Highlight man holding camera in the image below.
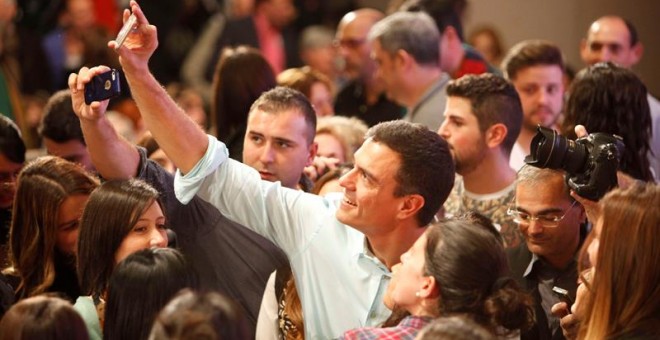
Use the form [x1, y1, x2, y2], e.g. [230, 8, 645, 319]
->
[507, 165, 586, 340]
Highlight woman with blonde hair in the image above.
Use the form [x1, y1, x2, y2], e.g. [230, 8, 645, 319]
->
[277, 66, 335, 117]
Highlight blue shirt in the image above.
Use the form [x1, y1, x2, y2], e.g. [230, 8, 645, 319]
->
[175, 136, 392, 339]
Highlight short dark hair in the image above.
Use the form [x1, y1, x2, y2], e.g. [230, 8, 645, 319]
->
[368, 11, 440, 67]
[400, 0, 466, 41]
[39, 90, 86, 145]
[150, 289, 250, 340]
[0, 295, 88, 340]
[0, 115, 26, 164]
[105, 248, 200, 340]
[249, 86, 317, 144]
[560, 62, 653, 181]
[366, 121, 454, 226]
[501, 40, 564, 81]
[425, 218, 534, 335]
[446, 74, 522, 154]
[77, 179, 163, 297]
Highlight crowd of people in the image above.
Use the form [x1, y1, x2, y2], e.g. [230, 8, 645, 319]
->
[0, 0, 658, 339]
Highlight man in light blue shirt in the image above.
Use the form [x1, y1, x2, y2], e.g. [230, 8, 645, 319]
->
[91, 2, 455, 337]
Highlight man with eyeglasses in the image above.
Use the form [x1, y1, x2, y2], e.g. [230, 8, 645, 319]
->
[334, 9, 405, 127]
[506, 165, 587, 340]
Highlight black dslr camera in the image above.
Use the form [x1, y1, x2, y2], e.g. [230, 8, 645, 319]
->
[524, 126, 625, 201]
[84, 69, 121, 105]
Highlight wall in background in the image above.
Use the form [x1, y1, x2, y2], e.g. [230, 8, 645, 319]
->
[463, 0, 660, 96]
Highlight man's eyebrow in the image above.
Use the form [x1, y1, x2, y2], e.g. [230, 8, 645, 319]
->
[273, 136, 297, 145]
[357, 165, 379, 184]
[516, 206, 564, 215]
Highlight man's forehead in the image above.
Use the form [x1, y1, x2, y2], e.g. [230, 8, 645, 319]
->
[516, 180, 569, 204]
[354, 139, 400, 173]
[248, 109, 312, 138]
[588, 18, 631, 44]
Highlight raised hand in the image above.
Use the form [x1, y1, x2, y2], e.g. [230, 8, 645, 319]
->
[109, 0, 158, 74]
[68, 66, 112, 122]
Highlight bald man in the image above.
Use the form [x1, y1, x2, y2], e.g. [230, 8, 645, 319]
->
[581, 15, 659, 179]
[333, 9, 405, 127]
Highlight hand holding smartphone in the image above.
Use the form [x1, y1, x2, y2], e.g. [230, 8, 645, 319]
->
[114, 12, 137, 51]
[84, 69, 122, 105]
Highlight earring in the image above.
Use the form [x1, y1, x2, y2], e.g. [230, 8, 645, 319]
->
[415, 291, 421, 298]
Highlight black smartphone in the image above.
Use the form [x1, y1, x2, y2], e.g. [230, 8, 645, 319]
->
[84, 69, 121, 105]
[552, 286, 573, 314]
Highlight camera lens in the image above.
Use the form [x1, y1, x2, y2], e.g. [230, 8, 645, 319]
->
[524, 126, 588, 174]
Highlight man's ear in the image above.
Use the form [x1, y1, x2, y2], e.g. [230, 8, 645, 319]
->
[307, 142, 318, 167]
[629, 42, 644, 66]
[395, 49, 413, 70]
[485, 123, 508, 149]
[579, 38, 589, 62]
[398, 194, 425, 220]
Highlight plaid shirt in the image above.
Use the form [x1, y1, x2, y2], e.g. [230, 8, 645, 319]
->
[341, 315, 433, 340]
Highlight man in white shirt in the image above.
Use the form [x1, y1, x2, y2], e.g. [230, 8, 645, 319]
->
[83, 2, 456, 338]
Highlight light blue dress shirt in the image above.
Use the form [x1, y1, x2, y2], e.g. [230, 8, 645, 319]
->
[174, 135, 392, 339]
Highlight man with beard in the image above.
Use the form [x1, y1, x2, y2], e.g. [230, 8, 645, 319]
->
[502, 40, 565, 170]
[438, 73, 524, 248]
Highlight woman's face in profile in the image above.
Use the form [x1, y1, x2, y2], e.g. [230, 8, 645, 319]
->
[389, 233, 429, 312]
[114, 201, 168, 264]
[56, 194, 89, 256]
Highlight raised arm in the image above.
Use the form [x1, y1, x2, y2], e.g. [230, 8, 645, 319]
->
[68, 65, 140, 179]
[109, 0, 208, 174]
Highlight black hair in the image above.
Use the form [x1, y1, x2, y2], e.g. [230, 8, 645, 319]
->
[104, 248, 200, 340]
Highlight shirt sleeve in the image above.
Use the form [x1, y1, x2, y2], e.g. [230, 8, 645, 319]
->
[173, 134, 337, 257]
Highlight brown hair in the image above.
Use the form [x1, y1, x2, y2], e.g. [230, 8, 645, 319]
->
[579, 182, 660, 339]
[446, 73, 522, 155]
[249, 86, 317, 145]
[367, 121, 454, 226]
[212, 46, 277, 141]
[7, 156, 98, 298]
[425, 217, 534, 336]
[560, 62, 653, 181]
[77, 179, 162, 297]
[150, 289, 249, 340]
[0, 295, 89, 340]
[277, 66, 334, 99]
[501, 40, 564, 81]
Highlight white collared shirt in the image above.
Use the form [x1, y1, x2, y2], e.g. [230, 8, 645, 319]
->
[175, 135, 392, 339]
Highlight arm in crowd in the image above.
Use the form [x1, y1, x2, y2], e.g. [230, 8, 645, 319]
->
[68, 66, 140, 180]
[108, 0, 207, 175]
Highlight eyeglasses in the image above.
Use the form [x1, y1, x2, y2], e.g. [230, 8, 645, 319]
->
[333, 38, 366, 49]
[507, 200, 577, 227]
